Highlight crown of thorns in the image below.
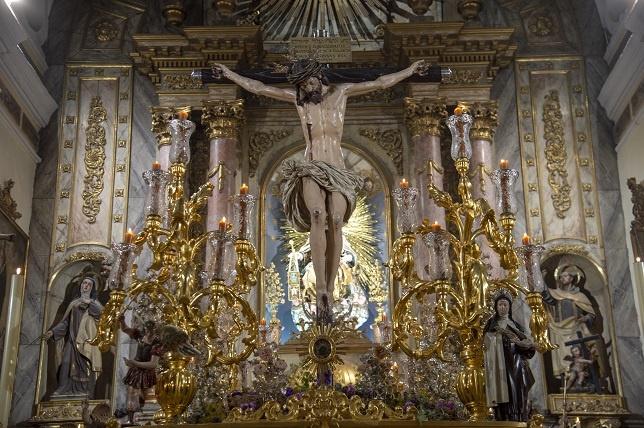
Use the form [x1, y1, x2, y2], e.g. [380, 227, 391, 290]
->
[271, 49, 324, 84]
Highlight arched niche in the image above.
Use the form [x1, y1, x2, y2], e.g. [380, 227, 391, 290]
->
[257, 141, 395, 344]
[36, 259, 115, 406]
[540, 251, 622, 398]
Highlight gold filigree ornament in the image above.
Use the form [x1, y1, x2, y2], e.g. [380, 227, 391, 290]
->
[94, 20, 118, 42]
[387, 111, 555, 420]
[528, 13, 555, 36]
[226, 386, 417, 427]
[82, 96, 108, 224]
[89, 113, 262, 422]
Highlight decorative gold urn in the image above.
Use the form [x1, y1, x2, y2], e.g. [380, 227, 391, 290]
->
[154, 351, 197, 423]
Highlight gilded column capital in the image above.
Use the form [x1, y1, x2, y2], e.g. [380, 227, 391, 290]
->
[404, 97, 448, 138]
[201, 99, 245, 141]
[457, 100, 499, 143]
[150, 106, 193, 149]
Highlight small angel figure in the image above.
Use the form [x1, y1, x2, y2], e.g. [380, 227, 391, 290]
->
[565, 345, 593, 391]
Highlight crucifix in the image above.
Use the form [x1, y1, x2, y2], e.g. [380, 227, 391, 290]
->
[564, 332, 603, 394]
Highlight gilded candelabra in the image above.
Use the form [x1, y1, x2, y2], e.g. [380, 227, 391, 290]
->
[387, 109, 556, 420]
[89, 112, 262, 422]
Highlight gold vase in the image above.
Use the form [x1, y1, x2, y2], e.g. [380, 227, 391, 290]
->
[154, 351, 197, 423]
[455, 345, 487, 420]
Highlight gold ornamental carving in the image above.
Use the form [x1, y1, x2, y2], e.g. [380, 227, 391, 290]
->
[458, 100, 499, 142]
[150, 106, 192, 149]
[403, 97, 447, 138]
[163, 74, 203, 90]
[248, 130, 291, 177]
[359, 128, 403, 175]
[416, 158, 444, 187]
[442, 69, 483, 85]
[542, 90, 571, 218]
[528, 14, 555, 36]
[207, 161, 233, 193]
[202, 100, 245, 141]
[94, 20, 119, 42]
[543, 244, 588, 258]
[32, 404, 82, 420]
[0, 179, 21, 220]
[226, 386, 417, 425]
[65, 251, 109, 263]
[82, 96, 108, 224]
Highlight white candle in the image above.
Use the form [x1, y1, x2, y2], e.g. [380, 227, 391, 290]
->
[0, 268, 25, 426]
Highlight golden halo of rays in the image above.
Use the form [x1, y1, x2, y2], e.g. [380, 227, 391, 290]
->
[249, 0, 389, 41]
[297, 321, 352, 379]
[280, 195, 383, 301]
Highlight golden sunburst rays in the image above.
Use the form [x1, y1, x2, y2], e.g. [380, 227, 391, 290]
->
[250, 0, 389, 41]
[280, 195, 385, 306]
[296, 320, 353, 381]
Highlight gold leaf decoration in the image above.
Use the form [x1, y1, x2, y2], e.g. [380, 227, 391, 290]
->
[82, 96, 108, 224]
[359, 128, 403, 175]
[248, 130, 291, 177]
[542, 90, 571, 218]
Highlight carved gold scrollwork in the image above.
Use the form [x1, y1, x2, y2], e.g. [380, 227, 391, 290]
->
[226, 386, 417, 424]
[248, 130, 291, 177]
[542, 90, 571, 218]
[359, 128, 403, 175]
[163, 74, 203, 90]
[94, 20, 118, 42]
[528, 14, 555, 36]
[201, 100, 245, 141]
[441, 69, 483, 85]
[82, 96, 107, 224]
[404, 97, 447, 138]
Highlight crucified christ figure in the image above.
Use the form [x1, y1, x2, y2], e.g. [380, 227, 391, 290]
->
[213, 59, 427, 323]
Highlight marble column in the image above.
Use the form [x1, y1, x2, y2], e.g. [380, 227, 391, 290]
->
[459, 100, 502, 279]
[201, 100, 245, 262]
[150, 106, 192, 170]
[404, 97, 448, 280]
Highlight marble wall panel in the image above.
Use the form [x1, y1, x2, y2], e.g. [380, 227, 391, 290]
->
[52, 65, 133, 269]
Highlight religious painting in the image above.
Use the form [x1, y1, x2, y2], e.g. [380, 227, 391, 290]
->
[0, 207, 28, 375]
[540, 253, 618, 396]
[38, 260, 114, 403]
[263, 148, 391, 343]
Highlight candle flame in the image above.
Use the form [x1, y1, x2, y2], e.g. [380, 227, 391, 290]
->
[638, 257, 641, 263]
[16, 268, 21, 275]
[222, 217, 226, 222]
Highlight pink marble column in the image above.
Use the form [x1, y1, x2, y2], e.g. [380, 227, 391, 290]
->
[404, 97, 448, 281]
[201, 100, 245, 262]
[459, 100, 502, 279]
[150, 106, 192, 170]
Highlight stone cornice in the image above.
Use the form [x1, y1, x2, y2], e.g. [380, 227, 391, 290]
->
[130, 23, 516, 102]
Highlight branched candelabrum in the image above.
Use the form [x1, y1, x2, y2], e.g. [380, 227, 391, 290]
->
[386, 109, 556, 421]
[89, 112, 262, 423]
